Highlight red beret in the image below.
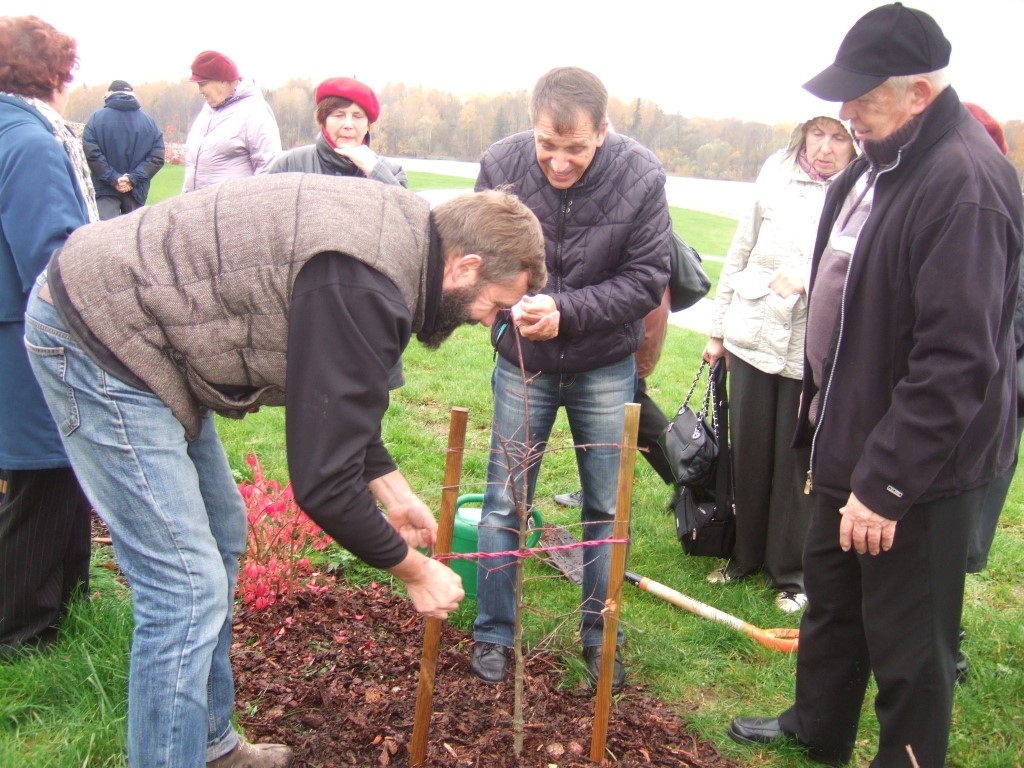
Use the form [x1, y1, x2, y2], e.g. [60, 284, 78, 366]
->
[314, 77, 380, 123]
[189, 51, 240, 82]
[964, 103, 1009, 156]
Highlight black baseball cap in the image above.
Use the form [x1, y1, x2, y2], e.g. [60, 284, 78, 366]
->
[803, 3, 951, 102]
[107, 80, 133, 92]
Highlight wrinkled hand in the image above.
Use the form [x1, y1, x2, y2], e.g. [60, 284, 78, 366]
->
[703, 337, 727, 367]
[334, 144, 380, 175]
[839, 492, 897, 555]
[511, 294, 559, 341]
[391, 553, 464, 620]
[114, 175, 133, 193]
[768, 269, 805, 299]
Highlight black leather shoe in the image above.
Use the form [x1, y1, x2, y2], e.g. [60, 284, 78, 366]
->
[583, 646, 625, 693]
[728, 716, 786, 745]
[470, 642, 509, 684]
[728, 717, 850, 766]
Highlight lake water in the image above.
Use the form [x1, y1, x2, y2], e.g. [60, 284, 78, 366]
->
[398, 158, 754, 219]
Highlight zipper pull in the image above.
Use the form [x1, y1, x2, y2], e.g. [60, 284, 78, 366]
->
[804, 470, 812, 495]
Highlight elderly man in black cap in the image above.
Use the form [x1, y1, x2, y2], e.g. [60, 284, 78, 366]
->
[727, 4, 1023, 766]
[82, 80, 165, 219]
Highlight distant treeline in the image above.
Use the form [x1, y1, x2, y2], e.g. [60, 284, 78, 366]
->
[66, 78, 1024, 184]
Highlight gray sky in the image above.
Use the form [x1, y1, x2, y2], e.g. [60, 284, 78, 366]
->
[11, 0, 1024, 124]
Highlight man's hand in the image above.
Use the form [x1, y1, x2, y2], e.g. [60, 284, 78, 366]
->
[115, 174, 133, 194]
[511, 294, 559, 341]
[368, 470, 437, 549]
[839, 492, 897, 555]
[388, 550, 464, 620]
[387, 496, 438, 550]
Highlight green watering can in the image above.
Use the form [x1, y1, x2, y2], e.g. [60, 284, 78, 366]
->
[449, 493, 542, 599]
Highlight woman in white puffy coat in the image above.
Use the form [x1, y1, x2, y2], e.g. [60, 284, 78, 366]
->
[183, 50, 281, 192]
[702, 116, 855, 612]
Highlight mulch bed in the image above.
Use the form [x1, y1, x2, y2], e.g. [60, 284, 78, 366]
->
[232, 581, 740, 768]
[91, 512, 737, 767]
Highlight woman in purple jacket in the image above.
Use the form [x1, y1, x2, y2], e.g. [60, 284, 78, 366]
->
[183, 50, 282, 192]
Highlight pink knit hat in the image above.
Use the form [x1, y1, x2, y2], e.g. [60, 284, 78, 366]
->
[189, 51, 240, 82]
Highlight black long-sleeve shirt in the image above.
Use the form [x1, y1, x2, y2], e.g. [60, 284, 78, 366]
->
[285, 252, 412, 568]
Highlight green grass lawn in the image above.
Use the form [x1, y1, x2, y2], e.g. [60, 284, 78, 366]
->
[211, 326, 1024, 768]
[147, 162, 184, 203]
[2, 167, 1019, 767]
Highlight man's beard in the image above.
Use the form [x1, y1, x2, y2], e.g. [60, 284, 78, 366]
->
[419, 284, 481, 349]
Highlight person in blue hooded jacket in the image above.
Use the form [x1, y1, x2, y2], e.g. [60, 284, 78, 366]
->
[82, 80, 165, 219]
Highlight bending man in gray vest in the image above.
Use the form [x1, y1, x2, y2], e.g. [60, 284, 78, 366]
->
[24, 174, 546, 768]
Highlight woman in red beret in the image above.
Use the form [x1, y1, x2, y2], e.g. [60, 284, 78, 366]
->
[183, 50, 282, 192]
[269, 76, 408, 391]
[268, 76, 406, 187]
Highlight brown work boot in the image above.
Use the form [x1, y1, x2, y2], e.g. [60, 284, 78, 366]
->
[207, 736, 293, 768]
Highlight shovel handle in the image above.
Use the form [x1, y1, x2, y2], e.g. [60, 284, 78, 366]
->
[624, 571, 798, 653]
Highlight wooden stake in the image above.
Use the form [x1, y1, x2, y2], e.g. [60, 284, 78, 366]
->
[409, 406, 468, 766]
[590, 402, 640, 763]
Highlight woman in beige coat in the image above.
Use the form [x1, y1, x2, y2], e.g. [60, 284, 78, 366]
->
[703, 116, 855, 612]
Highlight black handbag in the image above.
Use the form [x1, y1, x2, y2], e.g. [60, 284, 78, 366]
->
[668, 231, 712, 312]
[672, 362, 736, 558]
[658, 359, 720, 488]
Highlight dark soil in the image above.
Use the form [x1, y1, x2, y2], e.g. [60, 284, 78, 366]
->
[231, 581, 740, 768]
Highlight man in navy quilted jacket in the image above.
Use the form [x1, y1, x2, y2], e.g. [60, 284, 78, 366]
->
[470, 66, 672, 692]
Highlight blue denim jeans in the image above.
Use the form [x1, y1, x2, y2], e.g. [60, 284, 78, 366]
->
[473, 354, 636, 648]
[25, 278, 246, 768]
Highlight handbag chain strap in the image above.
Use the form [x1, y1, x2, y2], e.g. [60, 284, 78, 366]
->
[682, 359, 709, 409]
[680, 359, 720, 441]
[699, 365, 719, 441]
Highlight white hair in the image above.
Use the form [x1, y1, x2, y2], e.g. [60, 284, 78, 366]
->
[887, 68, 950, 98]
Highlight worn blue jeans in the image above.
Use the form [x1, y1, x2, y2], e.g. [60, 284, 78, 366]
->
[25, 279, 246, 768]
[474, 354, 635, 648]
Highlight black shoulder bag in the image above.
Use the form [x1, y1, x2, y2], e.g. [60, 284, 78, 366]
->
[670, 361, 736, 558]
[668, 231, 712, 312]
[658, 359, 719, 488]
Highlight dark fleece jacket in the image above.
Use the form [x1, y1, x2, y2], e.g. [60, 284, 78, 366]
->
[796, 87, 1023, 520]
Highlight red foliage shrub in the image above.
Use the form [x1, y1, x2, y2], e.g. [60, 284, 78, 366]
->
[236, 453, 332, 610]
[164, 142, 186, 164]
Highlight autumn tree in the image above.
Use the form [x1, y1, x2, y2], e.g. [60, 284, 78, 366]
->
[63, 79, 1024, 185]
[266, 78, 315, 149]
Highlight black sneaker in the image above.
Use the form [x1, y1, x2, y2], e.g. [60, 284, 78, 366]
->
[470, 642, 509, 684]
